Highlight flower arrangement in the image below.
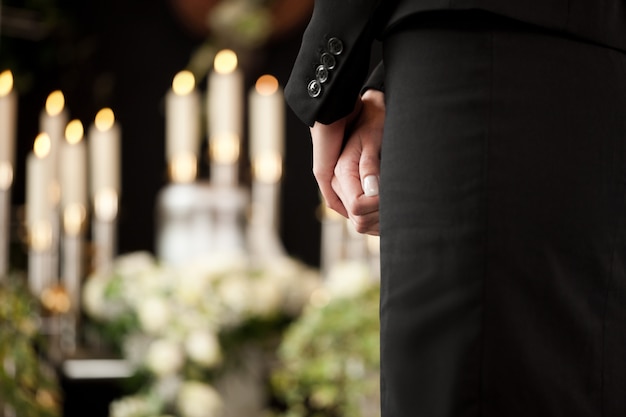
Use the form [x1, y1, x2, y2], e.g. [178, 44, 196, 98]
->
[82, 251, 322, 417]
[269, 261, 381, 417]
[0, 274, 62, 417]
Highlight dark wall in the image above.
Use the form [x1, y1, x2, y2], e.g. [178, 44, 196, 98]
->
[4, 0, 322, 267]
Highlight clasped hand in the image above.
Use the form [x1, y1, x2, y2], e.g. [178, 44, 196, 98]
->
[310, 89, 385, 236]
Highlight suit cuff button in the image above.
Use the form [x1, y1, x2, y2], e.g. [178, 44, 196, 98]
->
[328, 37, 344, 55]
[307, 79, 322, 98]
[320, 52, 336, 70]
[316, 65, 329, 83]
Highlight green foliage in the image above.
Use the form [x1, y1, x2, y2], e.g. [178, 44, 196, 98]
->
[270, 285, 381, 417]
[0, 274, 62, 417]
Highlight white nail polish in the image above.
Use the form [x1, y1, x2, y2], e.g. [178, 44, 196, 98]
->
[363, 175, 379, 197]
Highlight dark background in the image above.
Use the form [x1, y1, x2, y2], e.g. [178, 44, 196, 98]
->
[2, 0, 325, 269]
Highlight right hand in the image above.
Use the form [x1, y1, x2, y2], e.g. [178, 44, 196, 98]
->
[331, 89, 385, 235]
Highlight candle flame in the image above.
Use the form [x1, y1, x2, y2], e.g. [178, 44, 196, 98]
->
[45, 90, 65, 116]
[34, 133, 51, 158]
[255, 75, 279, 96]
[95, 108, 115, 132]
[65, 119, 84, 145]
[0, 70, 13, 97]
[172, 71, 195, 95]
[214, 50, 238, 75]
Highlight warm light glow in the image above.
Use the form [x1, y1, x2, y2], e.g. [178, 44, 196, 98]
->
[210, 133, 240, 164]
[214, 50, 238, 74]
[45, 90, 65, 116]
[94, 188, 119, 221]
[255, 75, 279, 96]
[95, 108, 115, 131]
[172, 70, 195, 95]
[0, 162, 13, 190]
[41, 285, 71, 314]
[170, 152, 197, 183]
[65, 119, 84, 145]
[63, 203, 86, 236]
[33, 133, 51, 158]
[253, 151, 283, 183]
[0, 70, 13, 97]
[30, 221, 52, 251]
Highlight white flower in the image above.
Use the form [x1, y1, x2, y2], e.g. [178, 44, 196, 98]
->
[325, 260, 373, 299]
[247, 277, 283, 317]
[145, 339, 184, 376]
[177, 381, 223, 417]
[217, 274, 251, 324]
[283, 269, 323, 316]
[153, 375, 183, 404]
[137, 297, 172, 334]
[114, 251, 157, 278]
[82, 274, 125, 320]
[185, 330, 221, 368]
[109, 394, 158, 417]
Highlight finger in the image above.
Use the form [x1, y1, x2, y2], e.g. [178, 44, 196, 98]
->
[348, 211, 380, 235]
[357, 133, 381, 198]
[310, 122, 348, 217]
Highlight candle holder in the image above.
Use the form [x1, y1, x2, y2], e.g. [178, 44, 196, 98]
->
[248, 153, 285, 261]
[60, 203, 86, 356]
[28, 221, 53, 298]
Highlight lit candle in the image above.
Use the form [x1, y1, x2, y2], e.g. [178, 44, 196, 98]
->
[208, 49, 243, 185]
[40, 91, 69, 189]
[88, 108, 121, 206]
[27, 136, 54, 297]
[60, 119, 87, 233]
[166, 70, 200, 183]
[0, 70, 17, 190]
[26, 133, 52, 238]
[0, 70, 17, 276]
[249, 75, 285, 183]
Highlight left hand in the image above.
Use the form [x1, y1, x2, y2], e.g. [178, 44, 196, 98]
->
[310, 100, 363, 218]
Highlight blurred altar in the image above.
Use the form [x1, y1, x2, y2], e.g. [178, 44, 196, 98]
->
[0, 0, 384, 416]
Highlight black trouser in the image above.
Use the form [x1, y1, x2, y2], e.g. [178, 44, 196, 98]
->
[379, 10, 626, 416]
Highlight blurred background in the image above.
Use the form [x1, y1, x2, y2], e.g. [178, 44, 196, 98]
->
[1, 1, 384, 416]
[2, 0, 321, 268]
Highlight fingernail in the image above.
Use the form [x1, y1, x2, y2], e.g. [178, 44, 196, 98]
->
[363, 175, 379, 197]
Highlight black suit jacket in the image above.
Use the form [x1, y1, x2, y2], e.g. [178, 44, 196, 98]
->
[285, 0, 626, 127]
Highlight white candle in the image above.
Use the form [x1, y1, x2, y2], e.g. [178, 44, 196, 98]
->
[26, 133, 52, 231]
[208, 50, 243, 185]
[40, 90, 69, 191]
[166, 70, 200, 182]
[249, 75, 285, 183]
[0, 70, 17, 189]
[88, 108, 121, 199]
[60, 119, 87, 231]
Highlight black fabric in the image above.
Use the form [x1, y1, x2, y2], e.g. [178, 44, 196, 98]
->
[379, 11, 626, 416]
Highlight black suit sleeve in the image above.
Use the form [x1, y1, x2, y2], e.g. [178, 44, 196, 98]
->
[284, 0, 392, 127]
